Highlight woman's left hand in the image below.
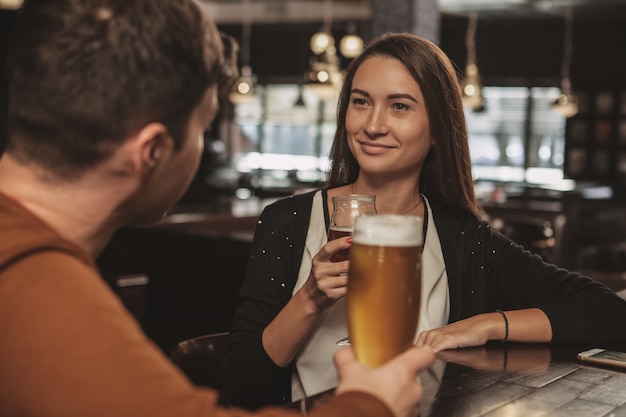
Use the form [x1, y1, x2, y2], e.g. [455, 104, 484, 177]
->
[416, 308, 552, 352]
[415, 313, 503, 352]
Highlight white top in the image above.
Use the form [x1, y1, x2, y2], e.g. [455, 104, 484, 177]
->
[291, 191, 450, 401]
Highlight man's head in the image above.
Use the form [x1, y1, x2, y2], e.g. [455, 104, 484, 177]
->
[6, 0, 236, 180]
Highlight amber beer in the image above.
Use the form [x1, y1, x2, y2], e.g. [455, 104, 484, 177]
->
[347, 214, 423, 367]
[328, 226, 352, 262]
[328, 194, 376, 262]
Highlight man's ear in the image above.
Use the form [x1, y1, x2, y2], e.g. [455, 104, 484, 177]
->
[133, 123, 171, 174]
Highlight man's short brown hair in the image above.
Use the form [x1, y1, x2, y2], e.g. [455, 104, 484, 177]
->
[7, 0, 236, 179]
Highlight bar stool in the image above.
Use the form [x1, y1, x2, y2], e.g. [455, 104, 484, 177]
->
[169, 332, 228, 396]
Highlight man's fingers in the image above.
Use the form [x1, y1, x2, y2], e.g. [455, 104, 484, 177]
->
[334, 347, 356, 369]
[396, 346, 435, 372]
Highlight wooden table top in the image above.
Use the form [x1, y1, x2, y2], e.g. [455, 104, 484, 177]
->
[292, 342, 626, 416]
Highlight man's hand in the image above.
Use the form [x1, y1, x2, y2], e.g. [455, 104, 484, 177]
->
[334, 346, 435, 417]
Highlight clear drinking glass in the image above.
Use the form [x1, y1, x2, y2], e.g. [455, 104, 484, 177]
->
[346, 214, 423, 367]
[328, 194, 377, 262]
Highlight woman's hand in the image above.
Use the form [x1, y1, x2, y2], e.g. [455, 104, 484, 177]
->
[263, 237, 353, 366]
[416, 309, 552, 352]
[415, 313, 503, 352]
[301, 237, 352, 311]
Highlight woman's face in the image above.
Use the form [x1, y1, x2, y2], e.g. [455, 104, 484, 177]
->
[345, 56, 432, 181]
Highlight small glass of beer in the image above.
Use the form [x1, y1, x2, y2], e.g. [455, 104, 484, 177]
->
[347, 214, 423, 367]
[328, 194, 377, 262]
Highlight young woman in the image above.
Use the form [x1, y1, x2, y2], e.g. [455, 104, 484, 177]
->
[222, 32, 626, 409]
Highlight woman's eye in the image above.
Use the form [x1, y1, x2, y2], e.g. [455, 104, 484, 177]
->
[351, 97, 368, 106]
[392, 103, 410, 111]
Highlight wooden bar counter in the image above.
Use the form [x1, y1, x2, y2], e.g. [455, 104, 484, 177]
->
[292, 342, 626, 416]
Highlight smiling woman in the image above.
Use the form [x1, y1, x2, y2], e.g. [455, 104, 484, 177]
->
[345, 56, 432, 184]
[222, 32, 626, 410]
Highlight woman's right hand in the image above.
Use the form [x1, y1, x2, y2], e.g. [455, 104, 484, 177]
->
[262, 237, 353, 367]
[301, 237, 352, 311]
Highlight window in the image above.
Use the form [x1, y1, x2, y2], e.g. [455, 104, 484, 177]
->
[231, 84, 333, 181]
[467, 86, 568, 187]
[230, 84, 569, 189]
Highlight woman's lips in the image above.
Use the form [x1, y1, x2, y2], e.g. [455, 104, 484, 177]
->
[359, 142, 395, 155]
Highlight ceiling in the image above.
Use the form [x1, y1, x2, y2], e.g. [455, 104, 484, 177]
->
[2, 0, 624, 20]
[195, 0, 371, 25]
[196, 0, 626, 24]
[438, 0, 626, 17]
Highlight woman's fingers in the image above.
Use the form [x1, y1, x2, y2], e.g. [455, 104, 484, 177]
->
[303, 239, 352, 309]
[416, 317, 492, 352]
[317, 237, 352, 262]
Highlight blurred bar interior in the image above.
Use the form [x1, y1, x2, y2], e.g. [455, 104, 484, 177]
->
[2, 0, 626, 353]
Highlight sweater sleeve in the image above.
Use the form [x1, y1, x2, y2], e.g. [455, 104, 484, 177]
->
[291, 392, 393, 417]
[222, 194, 313, 408]
[486, 225, 626, 344]
[433, 202, 626, 345]
[0, 251, 221, 417]
[213, 392, 393, 417]
[1, 250, 394, 417]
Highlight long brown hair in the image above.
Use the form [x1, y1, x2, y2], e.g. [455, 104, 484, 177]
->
[326, 33, 485, 219]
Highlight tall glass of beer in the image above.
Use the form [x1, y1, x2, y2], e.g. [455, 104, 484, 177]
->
[347, 214, 423, 367]
[328, 194, 377, 262]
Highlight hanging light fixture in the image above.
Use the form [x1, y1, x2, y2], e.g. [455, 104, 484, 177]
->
[461, 12, 484, 112]
[305, 48, 342, 101]
[294, 84, 306, 108]
[310, 31, 335, 55]
[229, 0, 257, 105]
[553, 6, 578, 118]
[339, 22, 364, 59]
[304, 0, 340, 100]
[304, 0, 362, 101]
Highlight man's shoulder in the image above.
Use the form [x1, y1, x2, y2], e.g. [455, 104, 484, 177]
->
[0, 192, 92, 271]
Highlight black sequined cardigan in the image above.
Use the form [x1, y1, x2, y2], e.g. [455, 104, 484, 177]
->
[222, 189, 626, 409]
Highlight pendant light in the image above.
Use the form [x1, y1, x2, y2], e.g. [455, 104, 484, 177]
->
[229, 0, 257, 105]
[461, 12, 484, 112]
[294, 84, 306, 108]
[339, 22, 364, 59]
[305, 0, 340, 100]
[553, 6, 578, 118]
[304, 0, 363, 101]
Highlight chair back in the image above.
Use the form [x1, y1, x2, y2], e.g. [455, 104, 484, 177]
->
[170, 332, 228, 391]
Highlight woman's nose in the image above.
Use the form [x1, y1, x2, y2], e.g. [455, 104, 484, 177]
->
[365, 108, 388, 136]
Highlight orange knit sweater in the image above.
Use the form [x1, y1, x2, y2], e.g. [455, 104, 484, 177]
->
[0, 192, 392, 417]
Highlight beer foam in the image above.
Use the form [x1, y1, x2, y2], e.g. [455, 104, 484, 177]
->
[329, 225, 353, 233]
[352, 214, 423, 246]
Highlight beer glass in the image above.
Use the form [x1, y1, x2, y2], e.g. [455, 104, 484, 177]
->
[328, 194, 377, 262]
[347, 214, 423, 367]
